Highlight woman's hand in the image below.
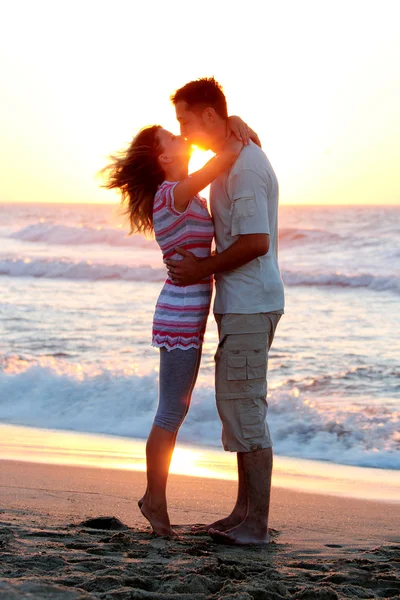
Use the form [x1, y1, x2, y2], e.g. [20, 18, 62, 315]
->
[227, 115, 262, 148]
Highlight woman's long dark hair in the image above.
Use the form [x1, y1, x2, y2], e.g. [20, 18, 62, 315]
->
[102, 125, 165, 235]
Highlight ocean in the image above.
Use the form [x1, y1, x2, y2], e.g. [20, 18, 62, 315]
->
[0, 203, 399, 474]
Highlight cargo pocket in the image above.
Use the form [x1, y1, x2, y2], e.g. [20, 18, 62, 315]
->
[231, 192, 256, 237]
[239, 399, 265, 439]
[227, 356, 247, 381]
[246, 351, 267, 380]
[232, 193, 256, 218]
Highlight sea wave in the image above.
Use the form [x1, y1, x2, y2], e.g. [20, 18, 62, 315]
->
[279, 364, 400, 398]
[0, 257, 166, 281]
[0, 359, 399, 469]
[282, 269, 400, 294]
[1, 256, 399, 293]
[8, 222, 340, 248]
[279, 227, 341, 244]
[9, 222, 157, 249]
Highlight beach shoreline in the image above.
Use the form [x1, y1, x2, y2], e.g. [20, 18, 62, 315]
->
[0, 458, 399, 599]
[1, 423, 399, 504]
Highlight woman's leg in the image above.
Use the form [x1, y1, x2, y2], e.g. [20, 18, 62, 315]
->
[138, 427, 180, 507]
[139, 346, 202, 536]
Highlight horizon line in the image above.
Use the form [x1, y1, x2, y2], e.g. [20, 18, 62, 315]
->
[1, 201, 399, 208]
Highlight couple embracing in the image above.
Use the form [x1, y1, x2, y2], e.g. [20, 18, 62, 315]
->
[105, 77, 284, 546]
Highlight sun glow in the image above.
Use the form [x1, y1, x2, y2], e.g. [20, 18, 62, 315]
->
[170, 448, 201, 475]
[188, 147, 214, 202]
[170, 447, 234, 479]
[1, 1, 399, 206]
[189, 147, 214, 173]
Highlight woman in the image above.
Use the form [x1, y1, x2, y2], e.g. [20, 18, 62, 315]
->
[104, 118, 256, 536]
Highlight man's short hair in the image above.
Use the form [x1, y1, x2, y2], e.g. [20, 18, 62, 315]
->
[171, 77, 228, 120]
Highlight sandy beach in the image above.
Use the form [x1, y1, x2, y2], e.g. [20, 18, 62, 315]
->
[0, 459, 399, 600]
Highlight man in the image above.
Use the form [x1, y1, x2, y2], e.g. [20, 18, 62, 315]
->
[166, 78, 284, 545]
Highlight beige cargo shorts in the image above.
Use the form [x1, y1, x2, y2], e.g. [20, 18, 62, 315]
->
[214, 312, 282, 453]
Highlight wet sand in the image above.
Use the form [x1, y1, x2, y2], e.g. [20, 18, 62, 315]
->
[0, 459, 399, 599]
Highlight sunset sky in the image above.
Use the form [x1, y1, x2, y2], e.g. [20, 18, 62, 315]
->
[1, 0, 399, 206]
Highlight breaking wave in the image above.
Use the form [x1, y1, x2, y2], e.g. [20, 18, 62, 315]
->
[0, 359, 399, 470]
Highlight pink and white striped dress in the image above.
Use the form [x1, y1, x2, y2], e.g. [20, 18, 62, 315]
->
[152, 181, 214, 351]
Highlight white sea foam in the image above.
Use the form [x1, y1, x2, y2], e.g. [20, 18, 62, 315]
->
[0, 362, 398, 470]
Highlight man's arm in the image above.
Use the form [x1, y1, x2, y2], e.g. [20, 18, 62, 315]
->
[166, 234, 269, 285]
[166, 166, 270, 285]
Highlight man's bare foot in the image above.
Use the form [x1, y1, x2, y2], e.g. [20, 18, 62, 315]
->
[140, 500, 176, 537]
[191, 512, 246, 534]
[208, 520, 270, 546]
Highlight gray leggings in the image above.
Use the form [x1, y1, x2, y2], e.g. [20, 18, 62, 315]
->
[153, 346, 202, 433]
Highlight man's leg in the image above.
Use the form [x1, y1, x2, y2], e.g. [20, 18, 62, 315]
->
[209, 447, 273, 545]
[208, 312, 281, 544]
[192, 450, 248, 532]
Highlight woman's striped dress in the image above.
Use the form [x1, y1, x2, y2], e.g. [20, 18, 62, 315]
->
[152, 181, 214, 351]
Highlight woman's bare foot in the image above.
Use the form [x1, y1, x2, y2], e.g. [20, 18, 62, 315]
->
[191, 511, 246, 534]
[208, 520, 270, 546]
[140, 500, 176, 537]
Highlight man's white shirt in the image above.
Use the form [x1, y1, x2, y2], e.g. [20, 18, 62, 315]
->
[210, 141, 285, 314]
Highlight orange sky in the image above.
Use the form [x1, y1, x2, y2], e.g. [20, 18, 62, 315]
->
[1, 0, 399, 205]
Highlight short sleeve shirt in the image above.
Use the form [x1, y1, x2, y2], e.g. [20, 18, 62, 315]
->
[210, 142, 284, 315]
